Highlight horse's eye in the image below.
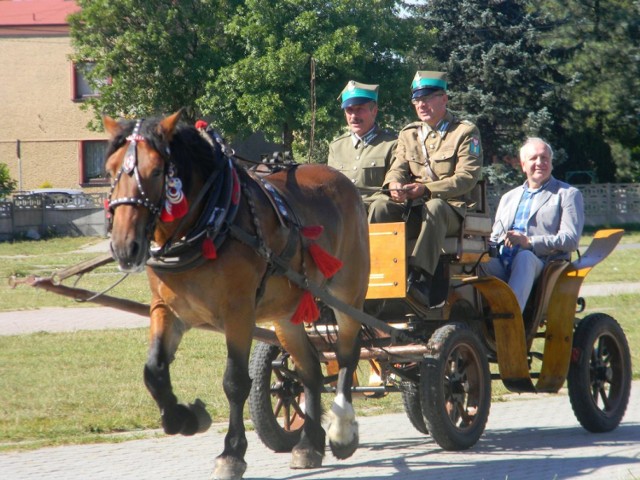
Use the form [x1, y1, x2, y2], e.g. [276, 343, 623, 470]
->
[152, 168, 164, 178]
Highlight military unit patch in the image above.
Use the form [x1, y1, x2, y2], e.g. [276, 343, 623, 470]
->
[469, 137, 481, 155]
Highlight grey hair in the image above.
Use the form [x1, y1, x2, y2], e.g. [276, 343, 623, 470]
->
[520, 137, 553, 161]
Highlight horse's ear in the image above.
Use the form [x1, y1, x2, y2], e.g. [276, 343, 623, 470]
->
[158, 109, 183, 140]
[103, 115, 121, 137]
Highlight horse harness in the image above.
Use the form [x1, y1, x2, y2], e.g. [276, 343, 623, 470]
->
[108, 120, 307, 300]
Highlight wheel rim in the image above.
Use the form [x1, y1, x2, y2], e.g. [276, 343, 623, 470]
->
[588, 333, 624, 415]
[270, 355, 305, 431]
[443, 343, 484, 430]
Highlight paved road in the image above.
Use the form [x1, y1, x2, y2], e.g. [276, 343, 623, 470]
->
[1, 384, 638, 480]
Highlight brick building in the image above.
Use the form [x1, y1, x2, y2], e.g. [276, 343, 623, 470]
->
[0, 0, 109, 193]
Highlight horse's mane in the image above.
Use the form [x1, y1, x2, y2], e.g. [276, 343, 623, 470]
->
[106, 117, 224, 196]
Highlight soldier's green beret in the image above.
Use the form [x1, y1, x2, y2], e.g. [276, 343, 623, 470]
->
[339, 80, 379, 109]
[411, 71, 447, 100]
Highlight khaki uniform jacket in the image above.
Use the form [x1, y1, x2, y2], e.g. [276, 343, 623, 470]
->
[383, 111, 483, 217]
[328, 126, 397, 205]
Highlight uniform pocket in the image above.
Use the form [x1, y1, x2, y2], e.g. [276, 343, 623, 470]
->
[433, 149, 456, 177]
[362, 155, 388, 187]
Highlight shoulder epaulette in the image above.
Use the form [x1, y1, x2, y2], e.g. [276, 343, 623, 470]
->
[400, 121, 422, 132]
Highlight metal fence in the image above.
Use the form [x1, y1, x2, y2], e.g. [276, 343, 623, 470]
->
[0, 183, 637, 242]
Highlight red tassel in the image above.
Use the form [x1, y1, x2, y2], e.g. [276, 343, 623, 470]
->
[308, 243, 343, 278]
[202, 237, 217, 259]
[301, 225, 324, 240]
[195, 120, 208, 129]
[159, 204, 174, 223]
[171, 196, 189, 219]
[103, 199, 111, 218]
[290, 291, 320, 325]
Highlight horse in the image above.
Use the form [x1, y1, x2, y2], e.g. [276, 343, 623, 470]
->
[103, 110, 370, 480]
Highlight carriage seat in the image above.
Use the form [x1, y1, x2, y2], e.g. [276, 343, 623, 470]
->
[442, 180, 492, 264]
[441, 212, 492, 264]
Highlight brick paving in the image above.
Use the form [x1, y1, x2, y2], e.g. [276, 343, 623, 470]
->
[1, 385, 638, 480]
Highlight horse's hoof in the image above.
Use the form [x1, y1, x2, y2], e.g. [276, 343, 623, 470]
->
[330, 429, 359, 460]
[212, 456, 247, 480]
[190, 398, 213, 433]
[162, 399, 212, 436]
[290, 446, 324, 469]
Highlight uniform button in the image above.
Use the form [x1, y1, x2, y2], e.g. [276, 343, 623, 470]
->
[370, 162, 376, 166]
[353, 166, 357, 170]
[356, 155, 360, 160]
[430, 144, 435, 149]
[431, 133, 436, 138]
[351, 179, 356, 183]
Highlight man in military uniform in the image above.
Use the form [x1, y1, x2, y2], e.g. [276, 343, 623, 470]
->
[328, 81, 397, 208]
[369, 71, 483, 307]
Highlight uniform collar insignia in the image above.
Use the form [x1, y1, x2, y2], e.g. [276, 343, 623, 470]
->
[351, 125, 378, 147]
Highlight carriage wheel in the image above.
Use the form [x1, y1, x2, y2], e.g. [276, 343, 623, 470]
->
[420, 322, 491, 450]
[249, 342, 304, 452]
[400, 379, 429, 435]
[567, 313, 631, 433]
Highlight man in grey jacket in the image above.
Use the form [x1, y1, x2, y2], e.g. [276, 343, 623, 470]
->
[481, 137, 585, 311]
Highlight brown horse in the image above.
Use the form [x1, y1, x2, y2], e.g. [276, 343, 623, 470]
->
[103, 111, 370, 480]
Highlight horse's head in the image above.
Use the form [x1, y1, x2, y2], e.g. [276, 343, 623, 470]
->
[103, 110, 182, 272]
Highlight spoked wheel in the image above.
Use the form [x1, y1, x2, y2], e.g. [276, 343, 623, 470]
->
[420, 322, 491, 450]
[400, 379, 429, 435]
[249, 342, 304, 452]
[567, 313, 631, 433]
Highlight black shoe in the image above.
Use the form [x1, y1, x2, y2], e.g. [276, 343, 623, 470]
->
[407, 268, 432, 307]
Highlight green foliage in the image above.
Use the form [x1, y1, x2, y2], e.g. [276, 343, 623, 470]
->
[483, 163, 525, 187]
[68, 0, 235, 127]
[69, 0, 422, 155]
[407, 0, 565, 164]
[68, 0, 639, 178]
[0, 163, 17, 198]
[540, 0, 640, 182]
[198, 0, 421, 153]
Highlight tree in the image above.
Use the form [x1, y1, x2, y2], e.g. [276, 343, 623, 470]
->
[197, 0, 421, 159]
[69, 0, 236, 128]
[540, 0, 640, 182]
[69, 0, 423, 161]
[408, 0, 568, 172]
[0, 163, 17, 198]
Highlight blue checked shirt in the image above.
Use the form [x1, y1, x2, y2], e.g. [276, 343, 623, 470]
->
[500, 181, 549, 273]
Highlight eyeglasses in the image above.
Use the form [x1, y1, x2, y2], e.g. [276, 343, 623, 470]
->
[411, 93, 444, 105]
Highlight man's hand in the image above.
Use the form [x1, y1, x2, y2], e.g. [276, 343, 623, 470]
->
[505, 230, 531, 249]
[389, 182, 427, 202]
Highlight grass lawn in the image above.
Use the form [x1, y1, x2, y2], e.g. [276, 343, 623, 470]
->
[0, 232, 638, 451]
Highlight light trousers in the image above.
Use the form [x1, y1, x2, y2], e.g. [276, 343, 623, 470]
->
[480, 249, 545, 312]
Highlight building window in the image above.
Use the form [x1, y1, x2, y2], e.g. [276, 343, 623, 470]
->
[80, 140, 108, 185]
[71, 62, 110, 101]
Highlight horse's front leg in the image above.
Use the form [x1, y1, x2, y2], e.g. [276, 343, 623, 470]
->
[213, 320, 254, 480]
[143, 300, 212, 436]
[327, 312, 361, 459]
